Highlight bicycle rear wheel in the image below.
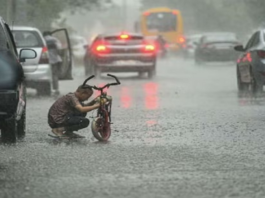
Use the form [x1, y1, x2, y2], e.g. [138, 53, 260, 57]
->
[91, 110, 111, 141]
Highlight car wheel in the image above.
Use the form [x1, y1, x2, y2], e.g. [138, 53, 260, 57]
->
[1, 117, 17, 143]
[148, 69, 155, 79]
[250, 77, 263, 96]
[237, 67, 249, 92]
[37, 82, 51, 96]
[17, 108, 26, 139]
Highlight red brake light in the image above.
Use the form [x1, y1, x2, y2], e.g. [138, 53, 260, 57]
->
[120, 34, 129, 39]
[144, 12, 150, 16]
[96, 45, 106, 51]
[257, 51, 265, 58]
[39, 46, 49, 64]
[178, 37, 185, 43]
[247, 53, 252, 62]
[145, 45, 155, 51]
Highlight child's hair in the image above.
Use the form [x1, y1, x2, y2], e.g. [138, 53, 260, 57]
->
[76, 85, 93, 94]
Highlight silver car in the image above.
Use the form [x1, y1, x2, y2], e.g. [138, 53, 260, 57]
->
[12, 26, 73, 96]
[12, 26, 52, 96]
[235, 29, 265, 95]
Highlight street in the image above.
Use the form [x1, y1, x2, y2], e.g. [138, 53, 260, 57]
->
[1, 57, 265, 198]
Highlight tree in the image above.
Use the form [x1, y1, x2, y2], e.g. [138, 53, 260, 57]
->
[1, 0, 110, 31]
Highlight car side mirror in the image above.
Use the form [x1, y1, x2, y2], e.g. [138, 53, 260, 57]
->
[234, 45, 245, 52]
[19, 49, 37, 62]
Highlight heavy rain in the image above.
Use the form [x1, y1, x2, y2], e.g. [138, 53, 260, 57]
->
[1, 0, 265, 198]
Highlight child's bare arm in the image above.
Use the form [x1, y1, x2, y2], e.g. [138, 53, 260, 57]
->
[84, 100, 97, 106]
[75, 103, 100, 113]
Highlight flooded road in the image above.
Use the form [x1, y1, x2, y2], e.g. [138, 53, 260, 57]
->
[1, 57, 265, 198]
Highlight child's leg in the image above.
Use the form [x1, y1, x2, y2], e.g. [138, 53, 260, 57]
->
[64, 116, 90, 132]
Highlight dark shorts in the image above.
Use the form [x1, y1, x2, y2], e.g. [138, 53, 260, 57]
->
[48, 112, 89, 132]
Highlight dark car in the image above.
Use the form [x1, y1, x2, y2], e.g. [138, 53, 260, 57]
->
[194, 32, 240, 64]
[235, 29, 265, 95]
[0, 17, 36, 143]
[84, 33, 157, 78]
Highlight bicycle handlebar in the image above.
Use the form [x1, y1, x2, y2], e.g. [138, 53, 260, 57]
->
[82, 74, 120, 91]
[82, 75, 95, 87]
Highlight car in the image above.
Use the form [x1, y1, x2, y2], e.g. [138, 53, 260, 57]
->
[12, 26, 73, 96]
[70, 35, 88, 63]
[194, 32, 241, 64]
[235, 29, 265, 95]
[84, 32, 157, 78]
[144, 35, 168, 58]
[183, 34, 203, 58]
[0, 17, 37, 143]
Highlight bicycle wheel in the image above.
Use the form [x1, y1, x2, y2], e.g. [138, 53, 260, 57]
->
[91, 110, 111, 141]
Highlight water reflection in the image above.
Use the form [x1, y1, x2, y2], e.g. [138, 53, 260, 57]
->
[144, 82, 159, 145]
[144, 82, 159, 110]
[237, 91, 265, 106]
[120, 87, 132, 108]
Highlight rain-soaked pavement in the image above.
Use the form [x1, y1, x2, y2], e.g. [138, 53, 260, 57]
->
[1, 57, 265, 198]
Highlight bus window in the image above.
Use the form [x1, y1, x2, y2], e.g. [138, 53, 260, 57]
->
[146, 12, 177, 32]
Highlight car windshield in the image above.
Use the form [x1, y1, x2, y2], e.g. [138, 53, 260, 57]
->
[104, 35, 144, 45]
[12, 30, 43, 48]
[0, 25, 8, 50]
[146, 12, 177, 32]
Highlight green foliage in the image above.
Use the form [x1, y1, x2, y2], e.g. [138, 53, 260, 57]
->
[0, 0, 104, 31]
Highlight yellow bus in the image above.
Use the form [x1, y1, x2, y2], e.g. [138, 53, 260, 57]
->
[135, 7, 185, 51]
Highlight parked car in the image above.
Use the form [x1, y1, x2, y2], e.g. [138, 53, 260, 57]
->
[0, 17, 37, 143]
[70, 35, 87, 63]
[12, 26, 52, 95]
[235, 29, 265, 95]
[194, 32, 240, 64]
[12, 27, 73, 96]
[183, 34, 203, 58]
[84, 32, 157, 78]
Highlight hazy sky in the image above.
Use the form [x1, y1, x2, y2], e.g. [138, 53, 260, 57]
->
[112, 0, 141, 7]
[61, 0, 141, 39]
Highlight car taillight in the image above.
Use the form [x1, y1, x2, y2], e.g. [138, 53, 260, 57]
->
[178, 36, 185, 43]
[247, 53, 252, 62]
[144, 12, 150, 16]
[39, 47, 49, 64]
[257, 50, 265, 58]
[92, 43, 109, 54]
[144, 44, 155, 52]
[96, 45, 106, 51]
[120, 34, 129, 39]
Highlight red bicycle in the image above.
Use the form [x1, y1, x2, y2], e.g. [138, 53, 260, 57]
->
[83, 74, 120, 141]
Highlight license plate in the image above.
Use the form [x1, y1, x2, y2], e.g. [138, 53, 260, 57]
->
[114, 60, 138, 65]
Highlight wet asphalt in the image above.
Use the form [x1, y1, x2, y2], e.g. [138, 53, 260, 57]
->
[1, 56, 265, 198]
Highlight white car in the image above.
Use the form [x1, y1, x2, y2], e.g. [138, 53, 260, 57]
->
[185, 34, 203, 58]
[70, 35, 88, 61]
[12, 26, 52, 95]
[12, 26, 73, 96]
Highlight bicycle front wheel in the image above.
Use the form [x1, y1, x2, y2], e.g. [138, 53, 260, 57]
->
[91, 110, 111, 141]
